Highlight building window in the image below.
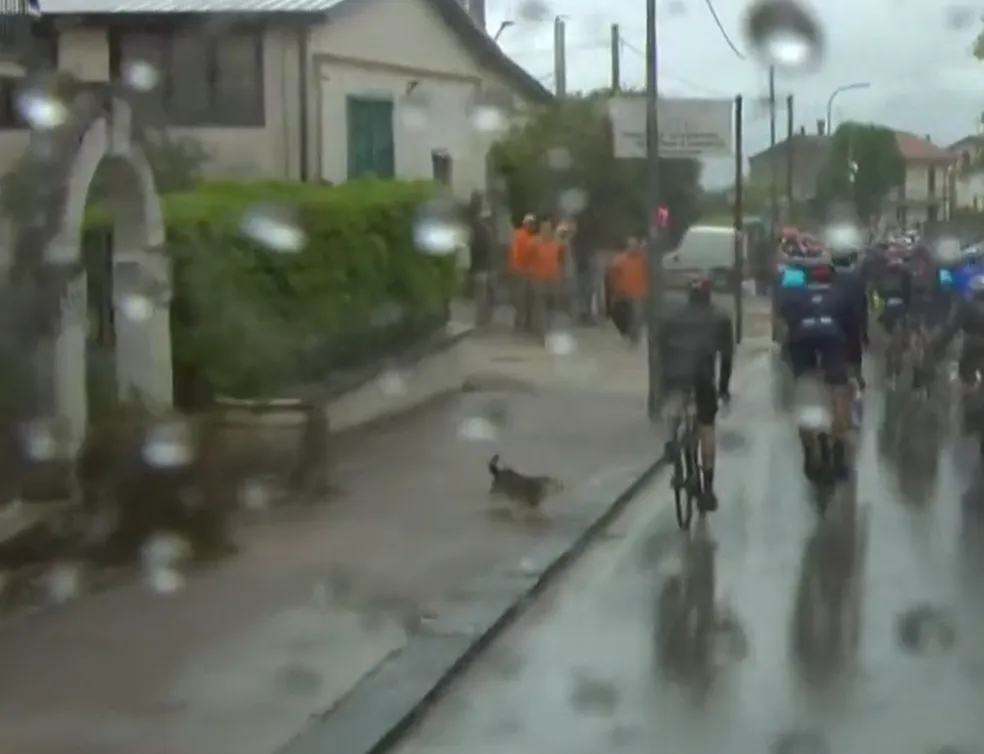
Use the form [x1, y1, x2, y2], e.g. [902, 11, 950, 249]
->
[0, 20, 58, 130]
[346, 96, 394, 180]
[111, 25, 264, 127]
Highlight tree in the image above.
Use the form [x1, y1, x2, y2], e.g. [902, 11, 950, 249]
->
[490, 92, 702, 251]
[814, 121, 905, 223]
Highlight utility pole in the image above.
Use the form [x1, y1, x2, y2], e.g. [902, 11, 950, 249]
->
[610, 23, 620, 92]
[644, 0, 662, 421]
[768, 65, 779, 240]
[785, 94, 794, 223]
[553, 16, 567, 97]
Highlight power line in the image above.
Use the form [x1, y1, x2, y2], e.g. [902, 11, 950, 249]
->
[618, 38, 737, 96]
[701, 0, 746, 59]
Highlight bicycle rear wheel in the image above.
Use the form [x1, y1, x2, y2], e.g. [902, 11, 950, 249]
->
[673, 442, 694, 530]
[684, 432, 703, 514]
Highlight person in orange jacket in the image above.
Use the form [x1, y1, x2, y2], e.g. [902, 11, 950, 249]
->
[510, 214, 538, 332]
[608, 236, 648, 344]
[528, 219, 566, 339]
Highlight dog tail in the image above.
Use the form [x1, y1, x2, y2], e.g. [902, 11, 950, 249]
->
[488, 453, 500, 477]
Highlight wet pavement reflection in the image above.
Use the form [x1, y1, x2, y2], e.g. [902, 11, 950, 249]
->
[392, 356, 984, 754]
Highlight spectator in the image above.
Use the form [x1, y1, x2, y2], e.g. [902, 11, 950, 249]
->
[608, 236, 648, 345]
[509, 214, 537, 332]
[528, 219, 565, 340]
[467, 191, 495, 327]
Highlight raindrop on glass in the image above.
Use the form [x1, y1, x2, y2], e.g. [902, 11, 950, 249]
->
[377, 369, 408, 396]
[517, 0, 551, 23]
[545, 331, 578, 356]
[16, 87, 68, 130]
[141, 532, 189, 572]
[414, 196, 469, 256]
[468, 89, 510, 134]
[458, 416, 498, 442]
[744, 0, 824, 72]
[239, 478, 270, 511]
[241, 204, 306, 253]
[117, 293, 154, 322]
[142, 420, 193, 468]
[558, 188, 588, 216]
[122, 60, 160, 92]
[934, 236, 962, 264]
[823, 221, 861, 251]
[399, 86, 431, 130]
[665, 0, 687, 16]
[945, 5, 974, 30]
[149, 568, 184, 594]
[46, 562, 82, 603]
[546, 146, 573, 171]
[793, 377, 832, 431]
[21, 418, 60, 462]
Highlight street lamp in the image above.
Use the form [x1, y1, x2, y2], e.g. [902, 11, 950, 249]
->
[493, 20, 514, 41]
[825, 81, 870, 133]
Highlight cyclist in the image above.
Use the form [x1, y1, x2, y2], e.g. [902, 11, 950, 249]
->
[775, 254, 858, 481]
[830, 246, 868, 391]
[659, 276, 734, 512]
[907, 244, 948, 390]
[931, 274, 984, 445]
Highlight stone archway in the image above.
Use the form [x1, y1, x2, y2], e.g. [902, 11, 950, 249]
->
[43, 97, 171, 452]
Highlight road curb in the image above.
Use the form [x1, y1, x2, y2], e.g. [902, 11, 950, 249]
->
[275, 351, 770, 754]
[275, 454, 667, 754]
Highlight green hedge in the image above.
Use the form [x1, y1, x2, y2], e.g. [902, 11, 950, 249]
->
[84, 180, 455, 403]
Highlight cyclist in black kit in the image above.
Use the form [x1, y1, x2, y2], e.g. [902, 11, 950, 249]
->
[658, 277, 734, 511]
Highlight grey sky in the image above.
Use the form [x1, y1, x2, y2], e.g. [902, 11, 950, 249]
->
[488, 0, 984, 185]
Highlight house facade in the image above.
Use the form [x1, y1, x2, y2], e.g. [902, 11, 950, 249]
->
[748, 123, 956, 225]
[0, 0, 551, 198]
[946, 134, 984, 212]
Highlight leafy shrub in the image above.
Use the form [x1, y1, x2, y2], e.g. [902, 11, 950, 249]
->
[84, 180, 455, 403]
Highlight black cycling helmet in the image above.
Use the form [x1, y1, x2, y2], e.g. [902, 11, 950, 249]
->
[687, 275, 712, 304]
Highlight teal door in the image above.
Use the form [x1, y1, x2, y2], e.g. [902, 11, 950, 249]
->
[346, 96, 395, 180]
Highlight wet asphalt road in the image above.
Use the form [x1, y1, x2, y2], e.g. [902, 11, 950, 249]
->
[391, 354, 984, 754]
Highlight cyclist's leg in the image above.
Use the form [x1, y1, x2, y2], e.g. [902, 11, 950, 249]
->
[694, 374, 720, 510]
[660, 380, 686, 456]
[820, 333, 851, 479]
[787, 337, 821, 473]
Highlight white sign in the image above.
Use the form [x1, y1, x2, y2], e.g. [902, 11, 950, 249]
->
[607, 96, 734, 159]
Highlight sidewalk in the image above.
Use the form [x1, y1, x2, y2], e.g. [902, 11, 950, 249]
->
[0, 310, 771, 754]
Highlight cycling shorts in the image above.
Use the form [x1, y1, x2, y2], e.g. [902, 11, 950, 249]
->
[786, 331, 848, 386]
[662, 373, 719, 426]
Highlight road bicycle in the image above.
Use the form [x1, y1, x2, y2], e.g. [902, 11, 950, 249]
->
[666, 389, 702, 531]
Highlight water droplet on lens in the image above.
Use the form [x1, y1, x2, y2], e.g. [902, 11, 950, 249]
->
[517, 0, 551, 23]
[241, 204, 305, 253]
[149, 567, 184, 594]
[142, 420, 193, 468]
[122, 60, 159, 92]
[546, 146, 573, 170]
[558, 188, 588, 215]
[545, 331, 578, 356]
[414, 197, 469, 255]
[823, 221, 861, 250]
[665, 0, 687, 16]
[399, 86, 431, 130]
[21, 418, 60, 461]
[16, 87, 68, 130]
[377, 369, 407, 396]
[945, 4, 974, 30]
[118, 293, 154, 322]
[744, 0, 823, 72]
[141, 532, 189, 572]
[239, 478, 270, 511]
[469, 100, 509, 134]
[459, 416, 498, 442]
[46, 562, 82, 603]
[934, 236, 962, 264]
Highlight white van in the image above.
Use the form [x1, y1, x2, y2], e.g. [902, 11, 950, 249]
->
[663, 225, 745, 290]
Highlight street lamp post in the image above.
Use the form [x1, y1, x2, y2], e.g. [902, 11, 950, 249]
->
[644, 0, 662, 421]
[825, 81, 870, 133]
[493, 20, 514, 41]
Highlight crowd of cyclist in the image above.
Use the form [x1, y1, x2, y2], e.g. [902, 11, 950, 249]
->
[773, 224, 984, 483]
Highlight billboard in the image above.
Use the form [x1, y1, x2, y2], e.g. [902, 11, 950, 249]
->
[607, 96, 734, 159]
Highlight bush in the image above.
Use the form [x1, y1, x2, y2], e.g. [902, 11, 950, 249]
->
[84, 180, 456, 403]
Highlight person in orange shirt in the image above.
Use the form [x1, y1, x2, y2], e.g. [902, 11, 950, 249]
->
[608, 236, 648, 345]
[509, 214, 538, 332]
[528, 219, 566, 340]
